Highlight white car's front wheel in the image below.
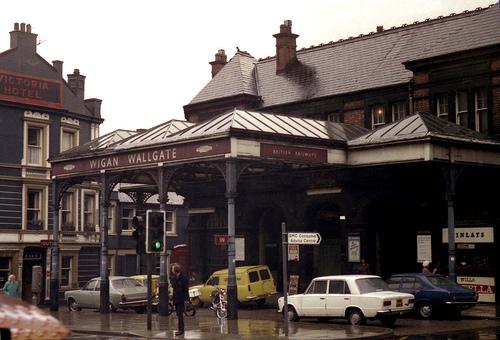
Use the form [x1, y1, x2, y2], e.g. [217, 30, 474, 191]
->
[284, 306, 299, 322]
[67, 298, 81, 312]
[347, 308, 365, 325]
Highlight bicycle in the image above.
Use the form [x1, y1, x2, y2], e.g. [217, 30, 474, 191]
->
[210, 287, 227, 319]
[166, 297, 196, 316]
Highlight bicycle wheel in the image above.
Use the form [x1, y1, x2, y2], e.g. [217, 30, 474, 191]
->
[184, 301, 196, 316]
[216, 302, 227, 319]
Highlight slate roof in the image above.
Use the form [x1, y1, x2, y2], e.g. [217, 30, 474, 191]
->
[349, 113, 500, 147]
[115, 120, 194, 148]
[112, 109, 368, 150]
[189, 4, 500, 108]
[178, 108, 366, 140]
[189, 51, 258, 104]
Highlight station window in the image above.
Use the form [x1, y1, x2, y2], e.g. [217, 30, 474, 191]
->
[436, 94, 449, 120]
[475, 89, 488, 133]
[327, 112, 341, 123]
[391, 101, 407, 121]
[455, 91, 469, 128]
[371, 104, 385, 128]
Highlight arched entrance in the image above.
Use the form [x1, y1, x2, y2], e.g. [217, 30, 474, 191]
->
[254, 207, 284, 290]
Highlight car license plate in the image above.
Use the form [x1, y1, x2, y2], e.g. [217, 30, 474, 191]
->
[396, 299, 402, 307]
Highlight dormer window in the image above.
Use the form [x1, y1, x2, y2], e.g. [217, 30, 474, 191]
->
[371, 105, 385, 128]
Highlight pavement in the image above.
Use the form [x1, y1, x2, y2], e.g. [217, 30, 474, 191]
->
[49, 303, 500, 340]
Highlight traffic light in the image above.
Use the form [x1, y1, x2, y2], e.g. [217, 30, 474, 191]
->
[132, 216, 145, 254]
[146, 210, 166, 253]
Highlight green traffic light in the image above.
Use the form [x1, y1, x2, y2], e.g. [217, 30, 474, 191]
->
[154, 241, 162, 250]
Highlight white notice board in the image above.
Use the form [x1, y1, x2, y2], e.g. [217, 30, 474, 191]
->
[417, 234, 432, 263]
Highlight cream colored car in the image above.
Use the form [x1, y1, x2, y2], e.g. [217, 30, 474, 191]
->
[278, 275, 415, 326]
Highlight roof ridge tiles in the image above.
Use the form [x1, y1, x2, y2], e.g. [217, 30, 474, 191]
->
[257, 3, 496, 62]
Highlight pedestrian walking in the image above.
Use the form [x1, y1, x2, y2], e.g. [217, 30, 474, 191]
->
[170, 263, 189, 336]
[422, 261, 437, 274]
[354, 258, 371, 274]
[2, 274, 20, 298]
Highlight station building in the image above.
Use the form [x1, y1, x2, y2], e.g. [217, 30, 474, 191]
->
[51, 3, 500, 306]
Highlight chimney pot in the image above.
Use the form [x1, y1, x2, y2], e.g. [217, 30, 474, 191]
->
[209, 49, 228, 78]
[67, 69, 86, 100]
[10, 21, 37, 53]
[85, 98, 102, 118]
[273, 19, 299, 73]
[376, 25, 384, 33]
[52, 60, 63, 77]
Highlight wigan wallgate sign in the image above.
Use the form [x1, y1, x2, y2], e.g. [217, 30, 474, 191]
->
[51, 139, 230, 176]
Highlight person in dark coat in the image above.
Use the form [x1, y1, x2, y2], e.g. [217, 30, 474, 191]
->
[170, 263, 189, 336]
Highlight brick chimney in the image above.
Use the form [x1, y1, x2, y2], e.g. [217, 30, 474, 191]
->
[52, 60, 63, 77]
[67, 69, 85, 100]
[209, 49, 227, 78]
[273, 20, 299, 73]
[10, 22, 37, 54]
[85, 98, 102, 118]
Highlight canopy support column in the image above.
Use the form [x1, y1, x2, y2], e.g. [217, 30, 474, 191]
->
[50, 182, 61, 311]
[99, 172, 111, 314]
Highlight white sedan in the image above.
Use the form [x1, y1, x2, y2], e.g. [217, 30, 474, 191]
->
[278, 275, 415, 326]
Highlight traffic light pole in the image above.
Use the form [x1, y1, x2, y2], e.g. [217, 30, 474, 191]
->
[147, 254, 152, 331]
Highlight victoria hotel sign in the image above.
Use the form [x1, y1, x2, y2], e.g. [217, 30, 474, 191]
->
[0, 70, 63, 109]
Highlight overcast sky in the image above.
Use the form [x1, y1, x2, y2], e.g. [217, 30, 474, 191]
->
[1, 0, 496, 135]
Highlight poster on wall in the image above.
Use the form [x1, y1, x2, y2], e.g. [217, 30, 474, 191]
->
[288, 244, 299, 261]
[348, 235, 360, 262]
[235, 237, 245, 261]
[288, 275, 299, 295]
[417, 234, 432, 263]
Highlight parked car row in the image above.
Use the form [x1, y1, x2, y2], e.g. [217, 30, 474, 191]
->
[278, 273, 478, 326]
[64, 267, 478, 329]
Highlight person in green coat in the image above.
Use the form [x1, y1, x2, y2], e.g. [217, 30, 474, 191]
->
[2, 274, 21, 298]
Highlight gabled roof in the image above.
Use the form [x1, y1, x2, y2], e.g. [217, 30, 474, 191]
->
[155, 109, 368, 145]
[189, 51, 258, 105]
[188, 4, 500, 108]
[115, 120, 194, 148]
[349, 113, 500, 147]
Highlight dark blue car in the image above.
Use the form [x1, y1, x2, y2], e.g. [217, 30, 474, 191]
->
[386, 273, 478, 319]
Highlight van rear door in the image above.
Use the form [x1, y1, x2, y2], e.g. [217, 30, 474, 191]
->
[247, 270, 264, 299]
[259, 268, 276, 295]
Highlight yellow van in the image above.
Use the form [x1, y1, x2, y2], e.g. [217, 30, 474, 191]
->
[130, 274, 159, 296]
[190, 265, 276, 306]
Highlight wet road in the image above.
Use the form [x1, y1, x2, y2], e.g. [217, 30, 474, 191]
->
[52, 305, 500, 339]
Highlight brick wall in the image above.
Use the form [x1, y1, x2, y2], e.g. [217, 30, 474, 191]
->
[343, 99, 365, 127]
[344, 110, 364, 126]
[414, 88, 430, 114]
